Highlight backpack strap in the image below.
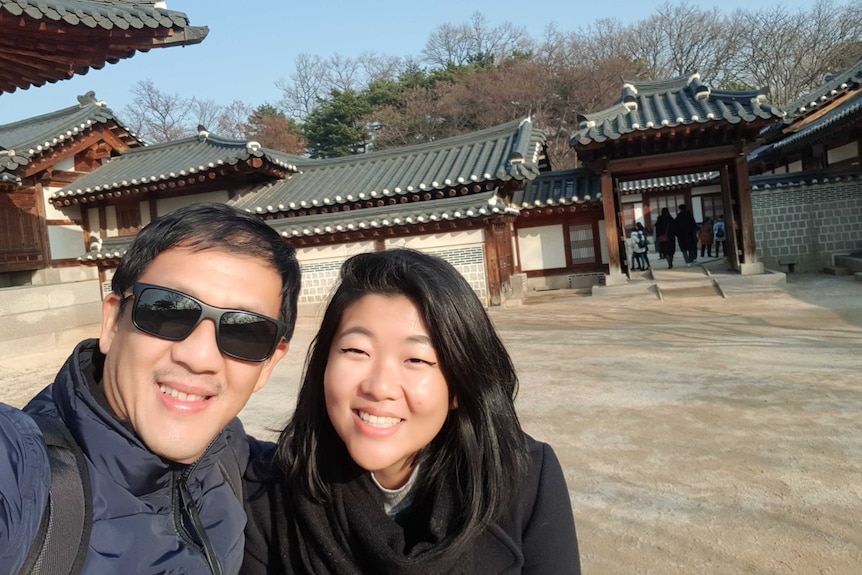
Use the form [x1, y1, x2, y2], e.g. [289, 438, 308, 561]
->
[18, 414, 93, 575]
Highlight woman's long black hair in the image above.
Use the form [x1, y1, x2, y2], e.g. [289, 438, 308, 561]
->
[276, 248, 529, 543]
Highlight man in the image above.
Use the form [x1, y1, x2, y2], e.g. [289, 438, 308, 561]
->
[0, 203, 300, 574]
[675, 204, 699, 266]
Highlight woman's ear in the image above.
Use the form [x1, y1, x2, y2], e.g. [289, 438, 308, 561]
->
[450, 396, 458, 410]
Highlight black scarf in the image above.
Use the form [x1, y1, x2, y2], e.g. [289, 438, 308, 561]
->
[270, 460, 473, 575]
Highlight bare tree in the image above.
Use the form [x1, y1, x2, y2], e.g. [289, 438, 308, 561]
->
[276, 53, 328, 122]
[421, 12, 533, 66]
[729, 0, 862, 105]
[189, 98, 224, 134]
[621, 1, 733, 82]
[215, 100, 254, 139]
[122, 79, 194, 143]
[277, 51, 403, 122]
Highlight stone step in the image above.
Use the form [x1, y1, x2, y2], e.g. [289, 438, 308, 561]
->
[823, 265, 852, 276]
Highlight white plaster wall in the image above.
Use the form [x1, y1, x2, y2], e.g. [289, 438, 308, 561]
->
[828, 142, 857, 165]
[140, 203, 152, 227]
[87, 207, 100, 239]
[156, 191, 230, 217]
[105, 205, 118, 237]
[389, 229, 484, 251]
[517, 224, 566, 272]
[44, 185, 74, 220]
[48, 225, 86, 259]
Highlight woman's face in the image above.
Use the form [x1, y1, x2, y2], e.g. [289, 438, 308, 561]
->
[324, 294, 453, 489]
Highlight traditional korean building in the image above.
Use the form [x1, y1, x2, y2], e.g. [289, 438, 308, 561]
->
[0, 92, 141, 283]
[58, 119, 550, 307]
[570, 72, 786, 282]
[747, 56, 862, 272]
[0, 0, 207, 352]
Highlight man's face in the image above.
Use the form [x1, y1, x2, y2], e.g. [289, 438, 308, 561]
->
[99, 246, 289, 464]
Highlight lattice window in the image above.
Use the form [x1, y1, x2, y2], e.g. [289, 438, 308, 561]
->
[569, 223, 596, 265]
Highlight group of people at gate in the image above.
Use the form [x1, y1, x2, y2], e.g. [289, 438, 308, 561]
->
[630, 205, 727, 271]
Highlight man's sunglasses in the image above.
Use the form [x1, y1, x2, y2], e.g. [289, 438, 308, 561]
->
[127, 283, 287, 362]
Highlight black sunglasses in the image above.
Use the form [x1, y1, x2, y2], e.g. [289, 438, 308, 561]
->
[128, 282, 287, 362]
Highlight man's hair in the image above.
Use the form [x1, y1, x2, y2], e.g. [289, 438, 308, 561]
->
[278, 248, 528, 542]
[111, 202, 301, 339]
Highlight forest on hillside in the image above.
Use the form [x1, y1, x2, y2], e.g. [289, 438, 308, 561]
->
[123, 0, 862, 170]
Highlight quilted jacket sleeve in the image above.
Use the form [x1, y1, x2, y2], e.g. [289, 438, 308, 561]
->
[0, 403, 51, 574]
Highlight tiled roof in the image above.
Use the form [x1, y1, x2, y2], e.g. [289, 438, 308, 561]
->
[51, 129, 303, 204]
[781, 57, 862, 120]
[80, 191, 517, 260]
[571, 73, 785, 146]
[0, 0, 208, 94]
[229, 117, 547, 217]
[260, 190, 518, 241]
[619, 171, 719, 193]
[0, 171, 20, 185]
[513, 169, 601, 209]
[772, 96, 862, 153]
[749, 167, 862, 191]
[78, 234, 131, 263]
[752, 58, 862, 163]
[0, 92, 140, 175]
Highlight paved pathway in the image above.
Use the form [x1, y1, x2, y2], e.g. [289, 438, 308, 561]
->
[2, 273, 861, 574]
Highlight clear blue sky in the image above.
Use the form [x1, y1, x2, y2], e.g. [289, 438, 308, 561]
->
[0, 0, 828, 125]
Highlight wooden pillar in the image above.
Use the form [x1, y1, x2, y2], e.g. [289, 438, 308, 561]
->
[735, 154, 758, 264]
[719, 166, 740, 270]
[601, 170, 622, 276]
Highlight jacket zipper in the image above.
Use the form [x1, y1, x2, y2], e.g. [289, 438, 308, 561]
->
[172, 456, 224, 575]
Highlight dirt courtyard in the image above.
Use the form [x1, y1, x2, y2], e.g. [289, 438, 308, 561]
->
[2, 273, 861, 574]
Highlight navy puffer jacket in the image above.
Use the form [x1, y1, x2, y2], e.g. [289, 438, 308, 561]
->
[0, 339, 250, 574]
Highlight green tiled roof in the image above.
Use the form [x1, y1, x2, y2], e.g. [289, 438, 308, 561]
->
[513, 169, 602, 209]
[0, 92, 140, 177]
[263, 190, 519, 241]
[782, 57, 862, 120]
[51, 129, 303, 204]
[0, 0, 207, 94]
[571, 73, 785, 146]
[229, 117, 546, 217]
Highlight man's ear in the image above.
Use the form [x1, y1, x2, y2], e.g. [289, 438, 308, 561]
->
[99, 293, 123, 355]
[252, 340, 290, 394]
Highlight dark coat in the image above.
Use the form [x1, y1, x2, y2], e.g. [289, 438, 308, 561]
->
[0, 339, 250, 574]
[675, 209, 698, 251]
[242, 435, 581, 574]
[655, 213, 676, 255]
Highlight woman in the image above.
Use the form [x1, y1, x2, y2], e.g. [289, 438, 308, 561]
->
[629, 222, 651, 271]
[243, 248, 580, 574]
[654, 207, 676, 269]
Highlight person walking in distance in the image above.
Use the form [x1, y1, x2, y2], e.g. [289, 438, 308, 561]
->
[699, 216, 714, 259]
[655, 207, 676, 269]
[675, 204, 698, 266]
[713, 215, 727, 258]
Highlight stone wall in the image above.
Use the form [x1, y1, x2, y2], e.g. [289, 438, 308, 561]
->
[0, 280, 102, 357]
[752, 180, 862, 272]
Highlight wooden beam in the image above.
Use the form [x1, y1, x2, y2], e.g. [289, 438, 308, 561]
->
[605, 145, 738, 174]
